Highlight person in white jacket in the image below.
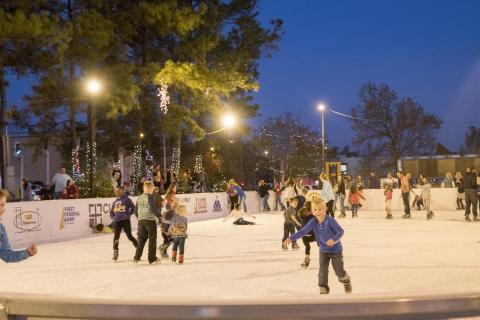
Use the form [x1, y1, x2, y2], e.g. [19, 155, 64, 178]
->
[223, 203, 256, 225]
[320, 174, 335, 217]
[418, 176, 434, 220]
[283, 177, 296, 207]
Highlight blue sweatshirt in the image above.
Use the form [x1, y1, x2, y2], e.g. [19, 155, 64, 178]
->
[232, 185, 246, 198]
[0, 223, 29, 263]
[290, 215, 344, 253]
[110, 194, 135, 222]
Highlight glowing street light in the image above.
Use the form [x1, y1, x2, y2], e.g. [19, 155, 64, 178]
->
[222, 113, 236, 129]
[317, 104, 326, 112]
[139, 133, 145, 139]
[86, 79, 101, 95]
[264, 150, 269, 156]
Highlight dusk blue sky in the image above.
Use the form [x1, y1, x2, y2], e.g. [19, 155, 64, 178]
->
[255, 0, 480, 152]
[6, 0, 480, 153]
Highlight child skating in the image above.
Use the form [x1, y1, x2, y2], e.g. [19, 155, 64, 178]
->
[348, 185, 365, 218]
[169, 205, 188, 264]
[384, 185, 393, 219]
[284, 198, 352, 294]
[223, 203, 256, 225]
[298, 202, 317, 268]
[281, 197, 301, 250]
[159, 202, 178, 258]
[110, 187, 138, 261]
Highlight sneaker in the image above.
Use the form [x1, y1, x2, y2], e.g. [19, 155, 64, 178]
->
[300, 257, 310, 268]
[465, 216, 472, 222]
[319, 286, 330, 294]
[149, 258, 161, 264]
[113, 250, 119, 261]
[402, 214, 411, 219]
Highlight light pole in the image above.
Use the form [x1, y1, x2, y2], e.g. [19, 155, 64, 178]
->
[317, 104, 326, 172]
[86, 79, 101, 198]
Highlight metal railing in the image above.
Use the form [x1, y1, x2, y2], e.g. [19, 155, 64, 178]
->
[1, 292, 480, 320]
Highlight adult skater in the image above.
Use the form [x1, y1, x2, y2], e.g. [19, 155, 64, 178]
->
[463, 167, 478, 222]
[0, 189, 37, 262]
[223, 203, 256, 225]
[284, 197, 352, 295]
[319, 173, 335, 217]
[134, 181, 162, 264]
[400, 172, 411, 219]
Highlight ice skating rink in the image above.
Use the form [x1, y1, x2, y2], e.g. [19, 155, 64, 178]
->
[1, 210, 479, 299]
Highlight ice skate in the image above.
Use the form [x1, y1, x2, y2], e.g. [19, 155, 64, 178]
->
[427, 212, 434, 220]
[465, 216, 472, 222]
[178, 255, 184, 264]
[149, 258, 161, 264]
[402, 214, 411, 219]
[319, 286, 330, 294]
[292, 242, 300, 250]
[112, 250, 118, 261]
[159, 244, 169, 258]
[340, 275, 352, 293]
[300, 257, 310, 268]
[171, 250, 177, 262]
[282, 243, 288, 251]
[386, 214, 393, 220]
[338, 213, 346, 218]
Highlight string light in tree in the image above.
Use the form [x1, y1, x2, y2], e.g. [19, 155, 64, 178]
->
[194, 154, 203, 174]
[171, 147, 181, 176]
[131, 144, 143, 195]
[72, 145, 82, 181]
[145, 150, 154, 181]
[85, 142, 97, 195]
[157, 82, 170, 114]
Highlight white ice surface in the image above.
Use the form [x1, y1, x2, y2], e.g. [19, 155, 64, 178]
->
[1, 210, 480, 299]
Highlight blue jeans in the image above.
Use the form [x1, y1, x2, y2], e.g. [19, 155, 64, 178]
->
[239, 195, 247, 212]
[172, 237, 186, 255]
[261, 194, 270, 211]
[274, 195, 285, 211]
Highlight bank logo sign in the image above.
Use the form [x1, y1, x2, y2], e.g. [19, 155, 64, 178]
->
[14, 207, 42, 232]
[60, 206, 80, 230]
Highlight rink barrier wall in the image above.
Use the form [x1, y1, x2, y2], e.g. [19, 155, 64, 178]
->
[4, 192, 230, 249]
[4, 188, 463, 249]
[250, 188, 464, 212]
[1, 291, 480, 319]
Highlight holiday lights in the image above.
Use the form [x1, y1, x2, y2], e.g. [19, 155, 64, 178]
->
[157, 82, 170, 114]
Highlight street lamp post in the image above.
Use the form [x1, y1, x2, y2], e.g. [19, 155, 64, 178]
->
[317, 104, 326, 172]
[86, 79, 101, 198]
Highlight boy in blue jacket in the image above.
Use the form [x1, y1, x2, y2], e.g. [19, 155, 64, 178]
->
[284, 197, 352, 294]
[110, 186, 138, 261]
[0, 189, 37, 263]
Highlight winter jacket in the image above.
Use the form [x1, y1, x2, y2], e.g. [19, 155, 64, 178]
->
[161, 209, 175, 233]
[284, 207, 297, 224]
[0, 223, 29, 263]
[348, 191, 365, 205]
[258, 185, 269, 198]
[283, 186, 295, 200]
[463, 172, 478, 190]
[336, 181, 346, 196]
[290, 215, 344, 253]
[168, 214, 188, 238]
[232, 185, 246, 198]
[110, 194, 135, 222]
[135, 193, 162, 221]
[320, 179, 335, 202]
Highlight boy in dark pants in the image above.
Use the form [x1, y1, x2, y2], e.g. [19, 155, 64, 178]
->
[281, 197, 301, 251]
[284, 197, 352, 294]
[134, 181, 162, 264]
[110, 187, 138, 261]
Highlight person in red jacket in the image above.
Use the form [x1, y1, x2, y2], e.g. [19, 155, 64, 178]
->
[66, 180, 79, 199]
[348, 185, 365, 218]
